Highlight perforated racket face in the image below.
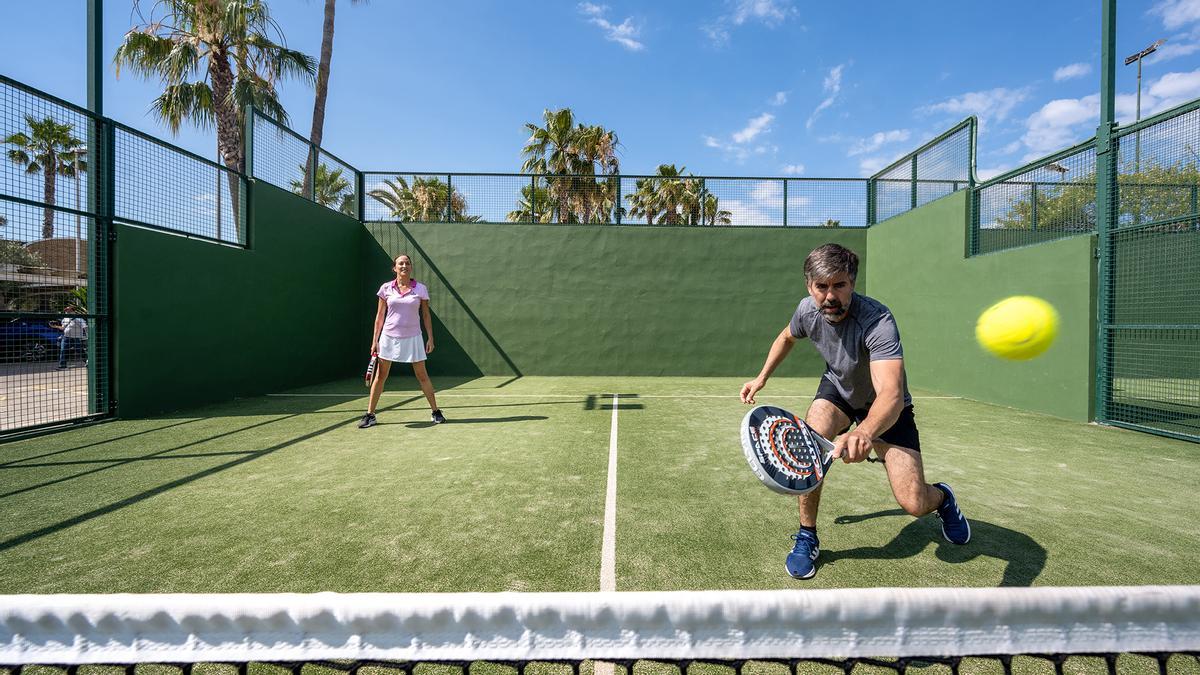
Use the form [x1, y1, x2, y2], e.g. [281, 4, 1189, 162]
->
[740, 405, 833, 495]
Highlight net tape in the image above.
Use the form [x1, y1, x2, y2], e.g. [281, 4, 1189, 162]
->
[2, 586, 1199, 665]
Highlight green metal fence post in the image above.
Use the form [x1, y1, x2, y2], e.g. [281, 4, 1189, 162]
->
[615, 174, 622, 225]
[867, 179, 876, 225]
[1095, 0, 1117, 425]
[1031, 183, 1039, 231]
[1191, 184, 1198, 227]
[531, 175, 538, 223]
[910, 156, 918, 210]
[782, 179, 788, 227]
[446, 174, 453, 222]
[306, 144, 319, 201]
[357, 170, 366, 222]
[244, 106, 255, 180]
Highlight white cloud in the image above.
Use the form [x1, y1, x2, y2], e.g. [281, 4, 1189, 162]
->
[703, 0, 795, 46]
[732, 113, 775, 143]
[1021, 94, 1098, 158]
[924, 87, 1029, 129]
[806, 64, 845, 130]
[1019, 67, 1200, 159]
[1151, 0, 1200, 30]
[579, 3, 644, 51]
[848, 129, 911, 157]
[770, 91, 788, 106]
[705, 113, 778, 161]
[858, 157, 888, 177]
[1147, 41, 1200, 64]
[976, 166, 1012, 182]
[732, 0, 794, 25]
[1146, 68, 1200, 109]
[1054, 63, 1092, 82]
[780, 163, 805, 174]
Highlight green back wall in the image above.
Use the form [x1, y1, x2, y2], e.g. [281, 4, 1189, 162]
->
[363, 222, 868, 377]
[115, 182, 362, 417]
[865, 192, 1096, 421]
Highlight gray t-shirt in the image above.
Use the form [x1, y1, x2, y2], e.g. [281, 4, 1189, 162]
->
[789, 292, 911, 410]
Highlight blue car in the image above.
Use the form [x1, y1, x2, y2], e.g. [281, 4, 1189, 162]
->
[0, 317, 63, 362]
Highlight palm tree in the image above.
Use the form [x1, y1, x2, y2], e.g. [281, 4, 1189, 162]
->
[626, 176, 662, 225]
[697, 191, 732, 226]
[305, 0, 364, 196]
[115, 0, 316, 224]
[289, 161, 351, 209]
[521, 109, 620, 223]
[4, 116, 85, 238]
[369, 176, 474, 222]
[507, 181, 553, 223]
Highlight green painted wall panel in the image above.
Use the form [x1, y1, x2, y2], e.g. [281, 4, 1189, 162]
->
[363, 223, 869, 377]
[115, 182, 362, 416]
[864, 192, 1096, 421]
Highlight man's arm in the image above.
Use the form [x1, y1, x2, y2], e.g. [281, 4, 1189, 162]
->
[740, 325, 798, 404]
[833, 358, 904, 461]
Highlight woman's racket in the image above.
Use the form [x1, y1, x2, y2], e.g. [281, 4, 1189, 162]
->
[364, 352, 379, 388]
[740, 404, 835, 495]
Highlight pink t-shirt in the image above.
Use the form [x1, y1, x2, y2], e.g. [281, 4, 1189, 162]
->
[377, 279, 429, 338]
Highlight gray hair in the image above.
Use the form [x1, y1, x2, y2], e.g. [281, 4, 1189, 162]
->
[803, 243, 859, 282]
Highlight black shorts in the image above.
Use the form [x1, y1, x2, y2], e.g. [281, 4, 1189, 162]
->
[813, 377, 921, 451]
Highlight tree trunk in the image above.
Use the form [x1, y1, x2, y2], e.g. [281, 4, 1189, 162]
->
[306, 0, 337, 197]
[207, 44, 242, 240]
[42, 159, 57, 239]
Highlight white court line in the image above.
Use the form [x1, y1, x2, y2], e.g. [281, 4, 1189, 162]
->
[267, 393, 963, 400]
[600, 394, 618, 592]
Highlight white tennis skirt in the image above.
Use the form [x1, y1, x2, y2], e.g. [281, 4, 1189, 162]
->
[378, 334, 427, 363]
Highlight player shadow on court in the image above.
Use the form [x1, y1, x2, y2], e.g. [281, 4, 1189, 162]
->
[401, 414, 549, 428]
[821, 509, 1048, 587]
[0, 396, 424, 553]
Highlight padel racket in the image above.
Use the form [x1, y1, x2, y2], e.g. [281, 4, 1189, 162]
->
[740, 405, 835, 495]
[364, 352, 379, 388]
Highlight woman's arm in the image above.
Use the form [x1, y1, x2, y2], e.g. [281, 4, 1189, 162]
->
[421, 299, 435, 353]
[370, 298, 386, 352]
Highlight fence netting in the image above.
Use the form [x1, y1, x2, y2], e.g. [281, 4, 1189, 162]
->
[250, 110, 359, 219]
[870, 120, 974, 224]
[1, 75, 111, 433]
[362, 173, 867, 228]
[1101, 102, 1200, 441]
[973, 142, 1097, 255]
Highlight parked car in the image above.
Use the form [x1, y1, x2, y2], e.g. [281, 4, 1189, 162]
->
[0, 317, 62, 362]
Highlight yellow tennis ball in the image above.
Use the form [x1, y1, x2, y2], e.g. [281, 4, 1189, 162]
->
[975, 296, 1060, 360]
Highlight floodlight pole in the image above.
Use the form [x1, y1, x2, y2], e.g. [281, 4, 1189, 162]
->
[1125, 39, 1166, 181]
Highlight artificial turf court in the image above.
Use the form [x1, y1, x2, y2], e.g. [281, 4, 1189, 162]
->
[1, 375, 1197, 594]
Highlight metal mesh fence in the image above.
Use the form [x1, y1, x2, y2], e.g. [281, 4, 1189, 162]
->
[250, 110, 359, 218]
[1, 75, 112, 434]
[869, 119, 975, 224]
[1100, 102, 1200, 441]
[363, 173, 867, 227]
[251, 111, 310, 198]
[972, 142, 1097, 255]
[112, 123, 245, 245]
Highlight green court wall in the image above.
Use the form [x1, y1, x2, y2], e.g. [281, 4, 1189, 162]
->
[114, 182, 362, 417]
[363, 222, 868, 377]
[864, 191, 1097, 421]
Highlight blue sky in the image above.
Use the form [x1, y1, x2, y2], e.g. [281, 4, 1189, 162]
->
[6, 1, 1200, 180]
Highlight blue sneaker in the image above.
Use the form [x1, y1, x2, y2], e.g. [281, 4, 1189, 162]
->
[785, 529, 820, 579]
[933, 483, 970, 544]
